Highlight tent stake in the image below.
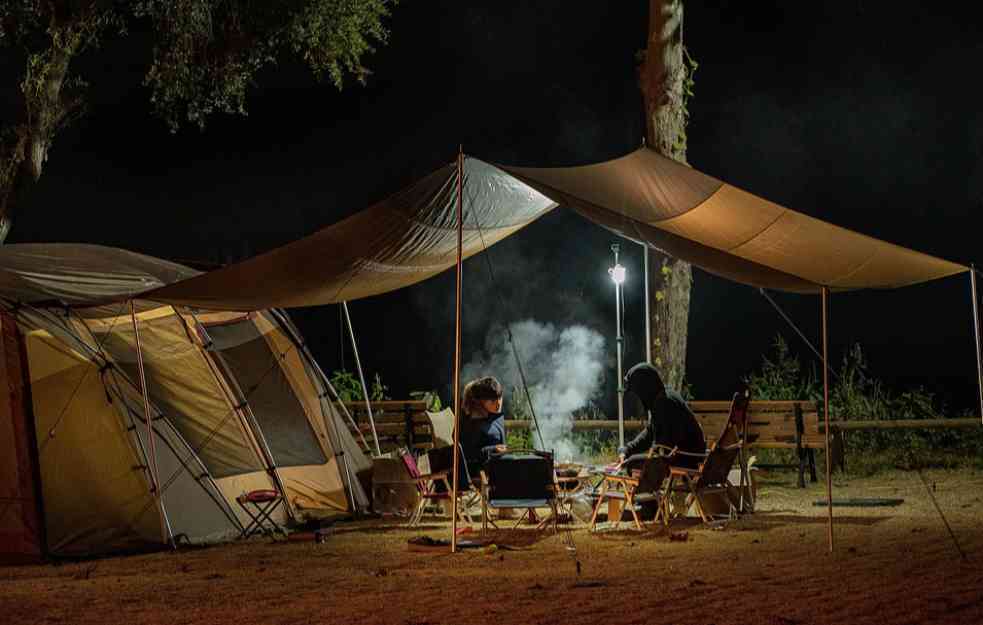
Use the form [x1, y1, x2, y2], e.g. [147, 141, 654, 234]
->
[342, 301, 381, 456]
[821, 287, 833, 553]
[970, 265, 983, 424]
[130, 300, 173, 548]
[451, 147, 464, 554]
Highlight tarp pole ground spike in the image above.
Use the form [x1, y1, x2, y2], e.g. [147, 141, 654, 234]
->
[342, 301, 381, 456]
[130, 300, 173, 548]
[821, 286, 833, 553]
[451, 146, 464, 554]
[970, 265, 983, 424]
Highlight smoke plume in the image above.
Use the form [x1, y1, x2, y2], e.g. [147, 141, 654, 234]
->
[461, 320, 605, 461]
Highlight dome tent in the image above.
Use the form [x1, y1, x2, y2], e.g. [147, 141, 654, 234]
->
[0, 244, 369, 562]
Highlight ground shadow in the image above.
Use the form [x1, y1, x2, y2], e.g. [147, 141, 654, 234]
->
[584, 511, 891, 540]
[327, 516, 451, 534]
[467, 527, 561, 548]
[730, 514, 891, 531]
[587, 523, 672, 541]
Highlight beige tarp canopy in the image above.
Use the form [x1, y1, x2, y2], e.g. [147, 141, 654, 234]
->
[147, 148, 965, 310]
[505, 148, 966, 293]
[149, 159, 558, 310]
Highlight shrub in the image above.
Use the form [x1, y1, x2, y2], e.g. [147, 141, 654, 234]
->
[745, 334, 983, 473]
[409, 390, 442, 412]
[329, 370, 390, 402]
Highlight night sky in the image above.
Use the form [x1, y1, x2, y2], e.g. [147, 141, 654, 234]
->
[6, 2, 981, 416]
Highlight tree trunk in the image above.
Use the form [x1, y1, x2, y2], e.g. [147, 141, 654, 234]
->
[0, 32, 81, 244]
[639, 0, 692, 391]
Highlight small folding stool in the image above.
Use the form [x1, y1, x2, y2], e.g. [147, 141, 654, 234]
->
[236, 489, 287, 540]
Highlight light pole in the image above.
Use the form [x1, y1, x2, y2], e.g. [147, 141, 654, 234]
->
[608, 244, 627, 448]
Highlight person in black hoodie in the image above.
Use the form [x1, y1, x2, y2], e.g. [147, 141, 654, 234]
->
[460, 376, 508, 479]
[616, 362, 706, 470]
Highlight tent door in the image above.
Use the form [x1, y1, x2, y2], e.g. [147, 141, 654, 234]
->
[0, 312, 46, 563]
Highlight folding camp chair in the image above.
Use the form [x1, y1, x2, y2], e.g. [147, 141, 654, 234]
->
[481, 450, 558, 532]
[589, 446, 673, 531]
[665, 391, 751, 524]
[402, 445, 479, 527]
[236, 489, 288, 540]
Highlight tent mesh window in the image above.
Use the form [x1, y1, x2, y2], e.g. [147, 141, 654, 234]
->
[93, 314, 264, 479]
[206, 320, 327, 468]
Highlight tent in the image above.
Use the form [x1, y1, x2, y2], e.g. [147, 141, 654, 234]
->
[3, 149, 971, 557]
[0, 244, 370, 562]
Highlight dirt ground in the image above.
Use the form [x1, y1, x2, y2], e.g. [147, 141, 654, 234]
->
[2, 468, 982, 625]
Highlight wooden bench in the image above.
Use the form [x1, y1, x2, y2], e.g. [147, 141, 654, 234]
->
[691, 400, 839, 488]
[508, 399, 844, 488]
[343, 400, 434, 455]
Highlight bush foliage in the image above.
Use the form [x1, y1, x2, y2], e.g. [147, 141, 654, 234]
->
[329, 370, 389, 402]
[745, 335, 983, 473]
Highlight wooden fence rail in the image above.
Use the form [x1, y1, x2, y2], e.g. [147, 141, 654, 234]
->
[505, 418, 981, 431]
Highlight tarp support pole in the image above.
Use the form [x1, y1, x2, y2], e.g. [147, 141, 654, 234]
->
[342, 301, 381, 456]
[970, 265, 983, 424]
[613, 244, 625, 448]
[643, 244, 651, 364]
[821, 287, 833, 553]
[130, 300, 173, 548]
[451, 146, 464, 553]
[759, 288, 837, 382]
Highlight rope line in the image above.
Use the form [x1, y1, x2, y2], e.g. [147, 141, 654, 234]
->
[758, 288, 839, 381]
[916, 469, 967, 561]
[463, 172, 546, 451]
[462, 158, 581, 574]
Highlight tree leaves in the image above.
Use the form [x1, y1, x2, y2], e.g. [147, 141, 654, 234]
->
[133, 0, 394, 131]
[0, 0, 395, 234]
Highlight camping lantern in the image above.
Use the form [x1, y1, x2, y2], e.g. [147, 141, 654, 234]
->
[608, 263, 626, 285]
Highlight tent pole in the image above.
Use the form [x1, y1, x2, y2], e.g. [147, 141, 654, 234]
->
[451, 146, 464, 554]
[612, 244, 624, 448]
[821, 287, 833, 553]
[970, 266, 983, 424]
[342, 301, 381, 457]
[643, 244, 652, 364]
[269, 309, 363, 516]
[130, 300, 172, 548]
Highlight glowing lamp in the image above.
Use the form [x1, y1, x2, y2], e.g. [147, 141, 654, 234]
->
[608, 263, 626, 285]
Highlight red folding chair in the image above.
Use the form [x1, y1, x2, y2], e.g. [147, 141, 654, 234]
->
[236, 489, 288, 539]
[402, 447, 478, 527]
